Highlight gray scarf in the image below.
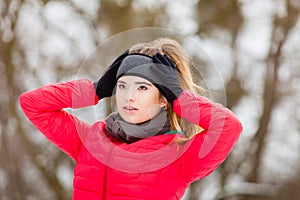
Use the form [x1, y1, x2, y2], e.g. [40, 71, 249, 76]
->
[105, 109, 171, 144]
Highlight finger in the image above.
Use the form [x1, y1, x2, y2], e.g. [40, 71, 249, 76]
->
[162, 55, 175, 69]
[153, 53, 165, 65]
[153, 53, 175, 69]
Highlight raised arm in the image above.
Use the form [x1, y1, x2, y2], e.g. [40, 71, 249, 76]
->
[19, 79, 98, 159]
[173, 91, 243, 182]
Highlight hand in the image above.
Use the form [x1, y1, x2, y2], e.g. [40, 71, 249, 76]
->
[152, 53, 183, 105]
[94, 50, 129, 99]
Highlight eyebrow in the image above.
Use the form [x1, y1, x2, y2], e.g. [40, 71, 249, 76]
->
[117, 80, 152, 86]
[134, 81, 152, 86]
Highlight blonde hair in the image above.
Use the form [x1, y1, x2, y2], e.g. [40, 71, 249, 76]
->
[129, 38, 205, 143]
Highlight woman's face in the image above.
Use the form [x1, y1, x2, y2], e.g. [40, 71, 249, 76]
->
[116, 76, 167, 124]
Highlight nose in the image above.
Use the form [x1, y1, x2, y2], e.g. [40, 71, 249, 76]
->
[125, 87, 137, 102]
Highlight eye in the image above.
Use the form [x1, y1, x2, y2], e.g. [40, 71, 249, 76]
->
[117, 83, 126, 89]
[138, 85, 148, 90]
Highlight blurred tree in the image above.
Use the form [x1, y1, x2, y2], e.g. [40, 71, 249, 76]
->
[196, 0, 243, 38]
[0, 0, 170, 199]
[1, 0, 299, 199]
[96, 0, 168, 34]
[189, 0, 246, 199]
[240, 1, 300, 199]
[0, 0, 75, 199]
[189, 0, 300, 200]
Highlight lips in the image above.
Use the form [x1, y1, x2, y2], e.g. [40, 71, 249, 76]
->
[123, 106, 138, 113]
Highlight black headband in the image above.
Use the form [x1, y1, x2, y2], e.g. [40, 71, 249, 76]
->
[116, 53, 177, 85]
[116, 54, 156, 80]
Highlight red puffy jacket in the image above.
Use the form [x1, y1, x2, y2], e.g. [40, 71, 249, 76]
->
[19, 79, 242, 200]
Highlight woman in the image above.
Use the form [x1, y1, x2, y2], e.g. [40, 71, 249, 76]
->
[20, 38, 243, 200]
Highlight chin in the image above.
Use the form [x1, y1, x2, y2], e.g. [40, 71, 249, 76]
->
[121, 114, 149, 124]
[126, 118, 146, 124]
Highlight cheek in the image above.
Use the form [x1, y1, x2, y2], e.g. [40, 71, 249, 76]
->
[115, 91, 123, 107]
[147, 104, 163, 119]
[139, 92, 161, 108]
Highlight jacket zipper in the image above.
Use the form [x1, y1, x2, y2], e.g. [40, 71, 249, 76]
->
[102, 144, 114, 199]
[102, 165, 107, 199]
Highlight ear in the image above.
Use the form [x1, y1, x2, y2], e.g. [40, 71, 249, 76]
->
[159, 96, 168, 108]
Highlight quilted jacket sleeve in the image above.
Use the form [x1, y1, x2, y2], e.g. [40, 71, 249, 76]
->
[173, 91, 243, 183]
[19, 79, 99, 160]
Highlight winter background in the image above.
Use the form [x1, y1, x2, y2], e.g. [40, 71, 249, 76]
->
[0, 0, 299, 199]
